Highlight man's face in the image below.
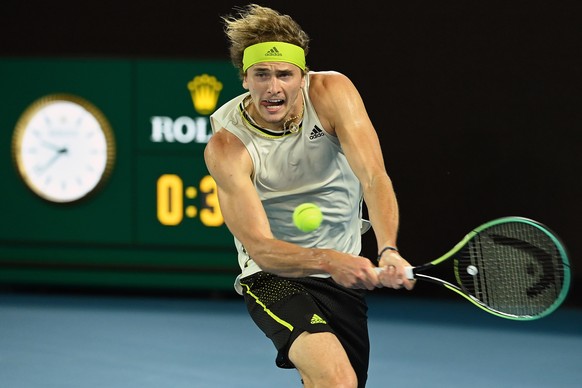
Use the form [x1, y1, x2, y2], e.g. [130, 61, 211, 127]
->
[243, 62, 305, 130]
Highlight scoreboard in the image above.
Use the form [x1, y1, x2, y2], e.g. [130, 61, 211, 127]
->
[0, 58, 244, 291]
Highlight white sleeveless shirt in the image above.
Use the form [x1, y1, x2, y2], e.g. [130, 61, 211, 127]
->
[210, 72, 364, 294]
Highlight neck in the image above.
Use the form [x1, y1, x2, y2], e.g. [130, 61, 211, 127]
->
[282, 105, 304, 134]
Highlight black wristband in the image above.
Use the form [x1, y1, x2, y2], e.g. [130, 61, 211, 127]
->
[377, 246, 399, 260]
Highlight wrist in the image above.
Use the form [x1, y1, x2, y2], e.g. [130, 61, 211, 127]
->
[377, 246, 399, 263]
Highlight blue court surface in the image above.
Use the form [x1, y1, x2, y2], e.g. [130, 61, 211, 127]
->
[1, 290, 581, 387]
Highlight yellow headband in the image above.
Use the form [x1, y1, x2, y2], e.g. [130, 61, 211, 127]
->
[242, 42, 306, 72]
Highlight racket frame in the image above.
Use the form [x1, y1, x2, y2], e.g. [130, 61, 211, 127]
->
[404, 216, 571, 320]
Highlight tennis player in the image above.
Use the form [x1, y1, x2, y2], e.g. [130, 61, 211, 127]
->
[204, 4, 415, 387]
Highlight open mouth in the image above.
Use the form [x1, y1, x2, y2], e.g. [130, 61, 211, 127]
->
[263, 99, 284, 107]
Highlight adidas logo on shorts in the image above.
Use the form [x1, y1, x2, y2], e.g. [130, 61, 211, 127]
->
[309, 126, 324, 140]
[310, 314, 327, 325]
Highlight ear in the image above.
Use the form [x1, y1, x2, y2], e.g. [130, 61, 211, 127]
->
[242, 75, 249, 90]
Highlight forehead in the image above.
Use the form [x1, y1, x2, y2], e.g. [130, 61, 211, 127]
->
[248, 62, 301, 73]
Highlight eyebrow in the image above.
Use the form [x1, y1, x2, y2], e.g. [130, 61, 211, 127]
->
[251, 66, 270, 72]
[251, 65, 295, 73]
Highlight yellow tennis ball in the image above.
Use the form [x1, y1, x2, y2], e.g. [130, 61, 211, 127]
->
[293, 203, 323, 232]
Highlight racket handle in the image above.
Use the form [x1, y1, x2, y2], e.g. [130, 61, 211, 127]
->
[404, 266, 415, 279]
[374, 266, 415, 279]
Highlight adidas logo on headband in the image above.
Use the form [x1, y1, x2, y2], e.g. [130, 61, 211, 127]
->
[242, 42, 306, 71]
[264, 47, 282, 57]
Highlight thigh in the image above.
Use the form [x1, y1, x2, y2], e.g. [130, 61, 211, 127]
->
[304, 278, 370, 386]
[289, 331, 358, 387]
[242, 273, 333, 367]
[241, 272, 370, 385]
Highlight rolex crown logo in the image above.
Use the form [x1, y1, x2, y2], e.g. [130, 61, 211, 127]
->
[187, 74, 223, 115]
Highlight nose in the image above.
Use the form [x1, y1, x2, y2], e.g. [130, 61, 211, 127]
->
[267, 77, 281, 95]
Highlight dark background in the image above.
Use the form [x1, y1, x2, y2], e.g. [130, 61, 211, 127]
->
[2, 0, 580, 304]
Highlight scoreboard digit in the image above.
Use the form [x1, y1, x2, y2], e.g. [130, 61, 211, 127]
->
[156, 174, 223, 227]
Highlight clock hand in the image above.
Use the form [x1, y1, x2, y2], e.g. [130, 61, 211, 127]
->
[35, 146, 68, 174]
[40, 139, 67, 152]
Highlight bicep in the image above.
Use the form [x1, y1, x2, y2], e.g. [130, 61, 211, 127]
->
[204, 131, 274, 248]
[216, 179, 274, 244]
[320, 74, 388, 185]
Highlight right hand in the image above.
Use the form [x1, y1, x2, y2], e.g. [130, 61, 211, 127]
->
[377, 251, 416, 290]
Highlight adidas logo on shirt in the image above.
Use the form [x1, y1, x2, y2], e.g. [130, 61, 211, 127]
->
[310, 314, 327, 325]
[309, 126, 325, 140]
[264, 47, 282, 57]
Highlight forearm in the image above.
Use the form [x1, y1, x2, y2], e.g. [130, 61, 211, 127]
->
[246, 237, 381, 290]
[363, 173, 400, 251]
[245, 238, 337, 277]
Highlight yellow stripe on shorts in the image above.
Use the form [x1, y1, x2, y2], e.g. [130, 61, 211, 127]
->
[241, 282, 294, 331]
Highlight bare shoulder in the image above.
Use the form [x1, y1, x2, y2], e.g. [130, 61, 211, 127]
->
[309, 71, 355, 94]
[308, 71, 361, 132]
[204, 129, 251, 180]
[205, 128, 241, 152]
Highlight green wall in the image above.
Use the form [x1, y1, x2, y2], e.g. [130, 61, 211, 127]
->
[0, 58, 244, 291]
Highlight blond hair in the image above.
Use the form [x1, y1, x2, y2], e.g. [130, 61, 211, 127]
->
[221, 4, 310, 77]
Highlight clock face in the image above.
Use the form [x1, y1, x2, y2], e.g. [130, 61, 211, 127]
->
[12, 94, 116, 203]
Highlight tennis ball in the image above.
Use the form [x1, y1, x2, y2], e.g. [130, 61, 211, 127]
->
[293, 203, 323, 232]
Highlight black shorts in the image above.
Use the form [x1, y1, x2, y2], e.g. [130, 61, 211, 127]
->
[240, 272, 370, 385]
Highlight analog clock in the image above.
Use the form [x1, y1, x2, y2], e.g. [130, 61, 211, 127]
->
[11, 94, 116, 203]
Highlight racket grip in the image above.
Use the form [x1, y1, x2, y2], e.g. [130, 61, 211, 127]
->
[374, 266, 415, 280]
[404, 266, 415, 280]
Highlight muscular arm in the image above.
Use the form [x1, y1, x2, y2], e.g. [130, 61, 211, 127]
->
[204, 128, 380, 289]
[309, 71, 415, 290]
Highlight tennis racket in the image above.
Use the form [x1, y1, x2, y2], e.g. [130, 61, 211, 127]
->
[377, 216, 571, 320]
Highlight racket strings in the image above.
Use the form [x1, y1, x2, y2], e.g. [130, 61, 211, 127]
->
[456, 223, 566, 317]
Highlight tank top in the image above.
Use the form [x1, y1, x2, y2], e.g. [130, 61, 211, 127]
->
[210, 72, 364, 294]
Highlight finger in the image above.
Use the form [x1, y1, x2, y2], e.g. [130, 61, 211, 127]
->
[376, 265, 404, 289]
[402, 278, 416, 290]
